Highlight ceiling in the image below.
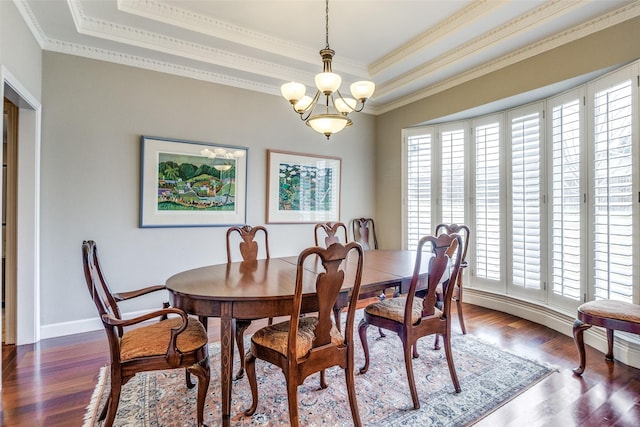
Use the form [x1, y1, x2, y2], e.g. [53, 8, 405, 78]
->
[16, 0, 640, 114]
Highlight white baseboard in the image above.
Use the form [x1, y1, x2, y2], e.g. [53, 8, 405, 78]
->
[465, 289, 640, 370]
[39, 309, 157, 340]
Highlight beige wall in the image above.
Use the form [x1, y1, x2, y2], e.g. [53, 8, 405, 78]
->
[375, 16, 640, 249]
[40, 52, 375, 333]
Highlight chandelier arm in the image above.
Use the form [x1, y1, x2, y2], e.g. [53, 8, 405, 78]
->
[293, 90, 320, 122]
[296, 90, 322, 121]
[334, 89, 366, 113]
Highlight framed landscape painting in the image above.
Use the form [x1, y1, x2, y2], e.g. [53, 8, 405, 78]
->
[140, 136, 248, 227]
[267, 150, 341, 223]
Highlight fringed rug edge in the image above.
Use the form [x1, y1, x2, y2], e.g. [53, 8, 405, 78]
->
[83, 366, 108, 427]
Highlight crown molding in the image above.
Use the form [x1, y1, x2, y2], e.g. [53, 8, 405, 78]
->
[116, 0, 369, 78]
[44, 38, 281, 96]
[374, 1, 640, 115]
[67, 0, 311, 84]
[12, 0, 46, 48]
[116, 0, 319, 70]
[370, 0, 505, 77]
[375, 0, 589, 100]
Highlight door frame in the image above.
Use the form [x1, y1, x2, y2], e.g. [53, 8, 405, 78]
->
[1, 66, 41, 346]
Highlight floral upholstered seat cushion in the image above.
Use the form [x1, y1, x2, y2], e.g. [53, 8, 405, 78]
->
[364, 296, 442, 324]
[251, 316, 343, 360]
[120, 317, 208, 361]
[579, 300, 640, 323]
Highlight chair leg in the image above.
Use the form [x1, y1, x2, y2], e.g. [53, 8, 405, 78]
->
[98, 393, 111, 421]
[102, 376, 122, 427]
[199, 315, 208, 331]
[456, 297, 467, 335]
[235, 319, 251, 379]
[572, 318, 592, 376]
[188, 358, 211, 427]
[185, 367, 195, 389]
[319, 369, 328, 389]
[402, 340, 420, 410]
[345, 363, 362, 427]
[433, 334, 441, 350]
[358, 318, 371, 374]
[442, 333, 461, 393]
[286, 377, 300, 427]
[243, 351, 259, 416]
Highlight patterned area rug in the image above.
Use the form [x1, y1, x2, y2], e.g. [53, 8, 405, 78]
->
[84, 315, 556, 426]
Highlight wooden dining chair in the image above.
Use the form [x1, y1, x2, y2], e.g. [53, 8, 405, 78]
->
[351, 217, 378, 250]
[243, 242, 365, 427]
[226, 224, 270, 262]
[352, 217, 393, 304]
[358, 233, 464, 409]
[314, 221, 348, 247]
[225, 224, 271, 379]
[82, 240, 210, 427]
[434, 223, 470, 334]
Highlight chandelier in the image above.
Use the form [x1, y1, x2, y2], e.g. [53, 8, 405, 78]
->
[280, 0, 375, 140]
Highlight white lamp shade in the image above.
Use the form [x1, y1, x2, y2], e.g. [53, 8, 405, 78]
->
[281, 82, 306, 102]
[350, 80, 375, 100]
[294, 95, 313, 113]
[315, 72, 341, 93]
[335, 97, 357, 114]
[307, 114, 350, 136]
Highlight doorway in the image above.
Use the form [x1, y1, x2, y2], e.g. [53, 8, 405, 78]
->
[3, 97, 17, 345]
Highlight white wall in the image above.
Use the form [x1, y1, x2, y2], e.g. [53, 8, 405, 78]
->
[40, 52, 376, 337]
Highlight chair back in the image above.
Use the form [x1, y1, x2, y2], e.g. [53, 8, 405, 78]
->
[435, 223, 469, 264]
[226, 225, 270, 262]
[406, 233, 463, 322]
[314, 222, 348, 247]
[82, 240, 125, 361]
[289, 242, 364, 360]
[82, 240, 122, 326]
[351, 218, 378, 250]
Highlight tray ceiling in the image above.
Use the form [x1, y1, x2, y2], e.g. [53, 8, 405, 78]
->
[16, 0, 640, 114]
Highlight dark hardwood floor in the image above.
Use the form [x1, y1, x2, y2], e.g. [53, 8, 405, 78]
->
[2, 303, 639, 426]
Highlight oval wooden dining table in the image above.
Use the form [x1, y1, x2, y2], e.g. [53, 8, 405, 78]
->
[166, 249, 426, 427]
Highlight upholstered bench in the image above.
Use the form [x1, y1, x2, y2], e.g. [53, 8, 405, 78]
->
[572, 300, 640, 376]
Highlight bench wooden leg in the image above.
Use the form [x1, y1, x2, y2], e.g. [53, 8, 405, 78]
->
[606, 328, 614, 361]
[572, 318, 592, 376]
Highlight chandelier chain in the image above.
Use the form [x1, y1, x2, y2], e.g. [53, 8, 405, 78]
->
[325, 0, 330, 49]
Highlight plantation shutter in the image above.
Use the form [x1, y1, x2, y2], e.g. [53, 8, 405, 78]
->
[592, 79, 633, 302]
[475, 121, 501, 281]
[406, 132, 433, 250]
[511, 109, 542, 291]
[441, 129, 465, 225]
[550, 97, 582, 301]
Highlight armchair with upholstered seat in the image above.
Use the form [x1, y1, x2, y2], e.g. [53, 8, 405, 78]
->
[243, 242, 365, 427]
[358, 233, 464, 409]
[81, 240, 210, 427]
